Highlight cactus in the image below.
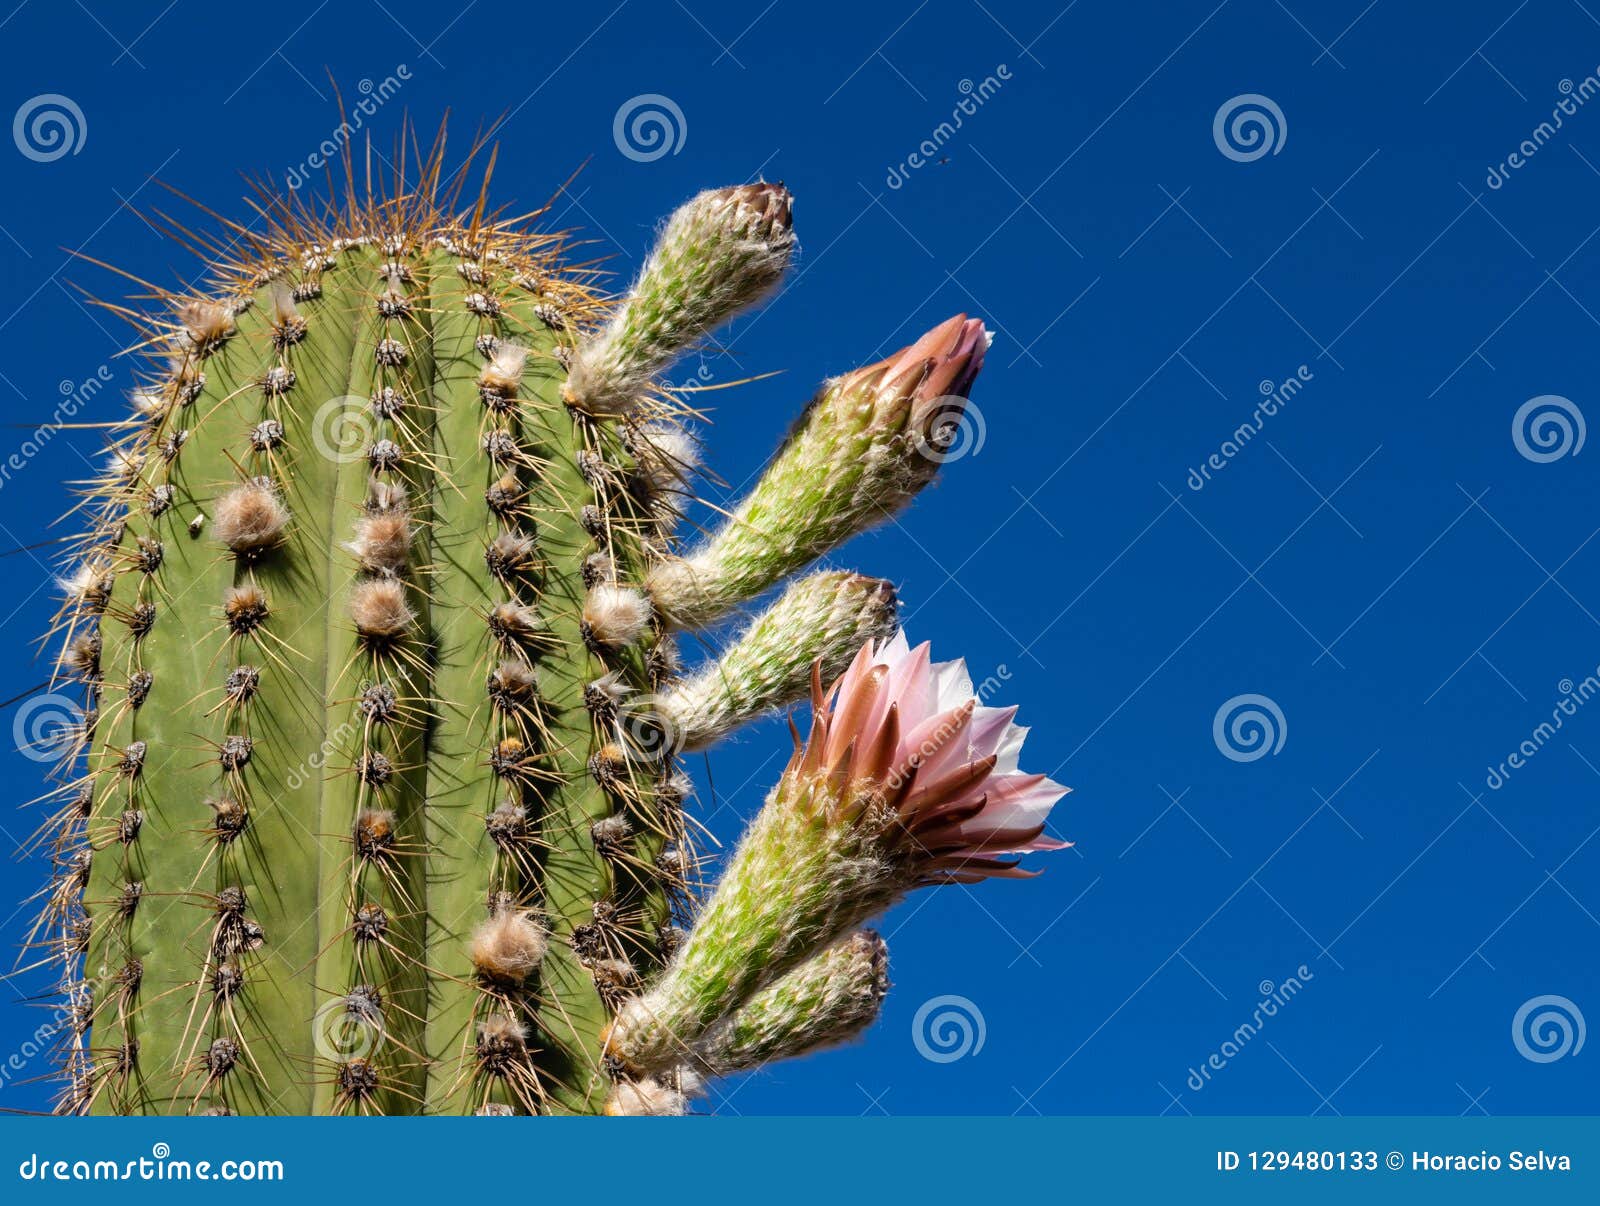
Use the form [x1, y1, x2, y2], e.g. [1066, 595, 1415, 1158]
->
[31, 135, 1068, 1116]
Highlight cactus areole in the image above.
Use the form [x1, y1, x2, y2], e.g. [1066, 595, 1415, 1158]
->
[36, 132, 1069, 1115]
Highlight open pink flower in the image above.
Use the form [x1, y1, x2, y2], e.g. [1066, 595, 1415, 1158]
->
[794, 631, 1070, 882]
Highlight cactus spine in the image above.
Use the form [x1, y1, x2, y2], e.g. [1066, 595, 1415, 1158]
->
[33, 133, 1067, 1116]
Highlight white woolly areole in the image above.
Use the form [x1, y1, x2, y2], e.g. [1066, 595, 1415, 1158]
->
[635, 422, 701, 491]
[583, 584, 652, 646]
[606, 1077, 689, 1116]
[57, 559, 108, 601]
[480, 342, 529, 391]
[587, 669, 630, 705]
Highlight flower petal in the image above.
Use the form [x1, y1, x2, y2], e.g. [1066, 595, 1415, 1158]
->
[929, 656, 974, 712]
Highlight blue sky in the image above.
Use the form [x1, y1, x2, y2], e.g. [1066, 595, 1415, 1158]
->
[0, 0, 1597, 1116]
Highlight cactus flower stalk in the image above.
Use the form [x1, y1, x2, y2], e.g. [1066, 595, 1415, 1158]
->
[693, 928, 890, 1078]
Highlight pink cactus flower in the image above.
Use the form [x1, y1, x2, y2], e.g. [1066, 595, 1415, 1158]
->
[795, 631, 1070, 882]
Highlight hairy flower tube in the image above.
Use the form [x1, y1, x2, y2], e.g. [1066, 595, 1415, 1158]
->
[606, 632, 1068, 1072]
[647, 316, 991, 628]
[566, 182, 795, 416]
[691, 929, 890, 1078]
